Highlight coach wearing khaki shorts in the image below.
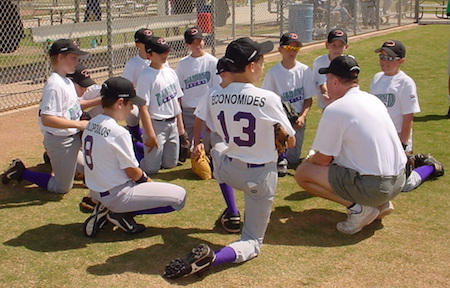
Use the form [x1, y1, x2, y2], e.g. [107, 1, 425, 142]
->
[295, 55, 406, 234]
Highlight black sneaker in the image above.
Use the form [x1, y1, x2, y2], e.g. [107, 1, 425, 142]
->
[413, 153, 428, 167]
[164, 243, 216, 279]
[2, 158, 25, 184]
[106, 212, 146, 234]
[423, 154, 444, 179]
[83, 202, 109, 237]
[218, 209, 241, 234]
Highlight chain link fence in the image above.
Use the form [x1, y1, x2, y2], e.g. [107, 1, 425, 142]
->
[1, 0, 423, 112]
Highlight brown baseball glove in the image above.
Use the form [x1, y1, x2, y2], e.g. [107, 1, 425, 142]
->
[274, 123, 289, 155]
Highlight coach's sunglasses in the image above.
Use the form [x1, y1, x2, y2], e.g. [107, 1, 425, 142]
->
[378, 54, 401, 61]
[283, 45, 300, 52]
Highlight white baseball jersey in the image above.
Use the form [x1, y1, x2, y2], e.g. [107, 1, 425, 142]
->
[370, 70, 420, 133]
[312, 54, 331, 109]
[122, 54, 170, 87]
[81, 83, 102, 117]
[313, 87, 406, 176]
[261, 61, 315, 113]
[39, 72, 83, 136]
[176, 52, 221, 108]
[209, 82, 295, 164]
[194, 85, 223, 131]
[82, 114, 139, 192]
[136, 66, 183, 119]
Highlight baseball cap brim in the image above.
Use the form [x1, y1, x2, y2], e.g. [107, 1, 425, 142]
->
[77, 77, 96, 88]
[258, 41, 274, 56]
[374, 47, 398, 58]
[130, 95, 146, 106]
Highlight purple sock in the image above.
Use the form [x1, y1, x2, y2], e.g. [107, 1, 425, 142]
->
[134, 141, 144, 162]
[127, 125, 142, 142]
[415, 165, 435, 180]
[219, 183, 238, 215]
[212, 246, 236, 266]
[21, 169, 51, 190]
[133, 206, 175, 215]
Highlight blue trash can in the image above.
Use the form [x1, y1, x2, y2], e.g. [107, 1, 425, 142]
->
[288, 3, 313, 43]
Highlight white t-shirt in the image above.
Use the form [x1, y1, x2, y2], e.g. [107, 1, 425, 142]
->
[123, 55, 169, 87]
[82, 114, 139, 192]
[208, 82, 296, 164]
[370, 70, 420, 133]
[176, 53, 221, 108]
[261, 61, 315, 113]
[136, 66, 183, 120]
[312, 54, 331, 109]
[313, 87, 406, 176]
[194, 85, 223, 131]
[39, 72, 83, 136]
[122, 55, 151, 87]
[81, 84, 103, 117]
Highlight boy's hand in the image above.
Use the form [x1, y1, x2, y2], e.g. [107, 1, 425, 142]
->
[144, 134, 159, 152]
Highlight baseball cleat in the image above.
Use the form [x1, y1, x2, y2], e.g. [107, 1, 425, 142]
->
[277, 158, 288, 177]
[337, 205, 379, 234]
[376, 201, 394, 220]
[218, 209, 242, 234]
[43, 151, 51, 164]
[423, 154, 444, 179]
[83, 202, 109, 237]
[106, 212, 146, 234]
[2, 158, 25, 184]
[164, 243, 216, 279]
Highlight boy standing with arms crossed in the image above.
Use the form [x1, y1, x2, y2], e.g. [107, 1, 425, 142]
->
[176, 27, 221, 147]
[262, 32, 314, 174]
[312, 29, 349, 109]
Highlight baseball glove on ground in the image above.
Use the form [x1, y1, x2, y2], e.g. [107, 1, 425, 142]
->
[282, 101, 299, 126]
[274, 123, 289, 155]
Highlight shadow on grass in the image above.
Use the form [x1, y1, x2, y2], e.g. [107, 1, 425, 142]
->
[414, 114, 449, 122]
[86, 232, 245, 283]
[265, 206, 383, 247]
[284, 191, 314, 201]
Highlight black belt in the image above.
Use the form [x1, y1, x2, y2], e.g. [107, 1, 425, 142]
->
[154, 116, 176, 122]
[228, 157, 265, 168]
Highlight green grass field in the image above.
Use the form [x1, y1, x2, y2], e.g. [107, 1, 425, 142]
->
[0, 24, 449, 287]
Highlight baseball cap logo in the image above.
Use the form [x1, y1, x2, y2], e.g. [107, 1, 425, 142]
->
[143, 29, 153, 36]
[384, 40, 396, 47]
[80, 69, 91, 78]
[334, 30, 344, 36]
[289, 33, 299, 39]
[157, 38, 167, 45]
[190, 28, 199, 35]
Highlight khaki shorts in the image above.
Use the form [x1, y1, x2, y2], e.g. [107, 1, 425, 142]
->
[329, 164, 406, 207]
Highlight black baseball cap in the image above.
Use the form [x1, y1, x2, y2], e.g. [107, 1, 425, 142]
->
[319, 55, 360, 79]
[216, 57, 231, 74]
[327, 29, 348, 44]
[67, 63, 96, 88]
[48, 39, 89, 59]
[375, 39, 406, 58]
[100, 77, 146, 106]
[224, 37, 274, 70]
[184, 27, 203, 44]
[134, 28, 154, 43]
[280, 32, 303, 47]
[145, 37, 171, 53]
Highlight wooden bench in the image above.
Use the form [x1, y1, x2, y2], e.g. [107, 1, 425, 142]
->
[418, 1, 448, 19]
[31, 12, 198, 49]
